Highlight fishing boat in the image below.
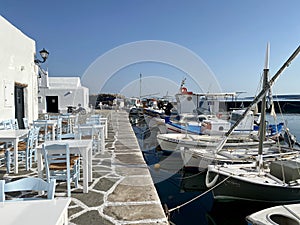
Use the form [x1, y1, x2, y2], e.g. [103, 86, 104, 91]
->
[246, 203, 300, 224]
[157, 132, 275, 153]
[205, 43, 300, 203]
[181, 144, 281, 171]
[157, 108, 282, 153]
[164, 86, 237, 134]
[164, 113, 212, 135]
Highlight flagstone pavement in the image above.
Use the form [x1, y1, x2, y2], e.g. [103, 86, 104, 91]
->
[0, 110, 169, 225]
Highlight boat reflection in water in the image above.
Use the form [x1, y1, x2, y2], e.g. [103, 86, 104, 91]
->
[131, 108, 300, 224]
[142, 149, 214, 225]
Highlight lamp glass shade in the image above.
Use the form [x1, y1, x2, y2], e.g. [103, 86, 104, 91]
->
[39, 48, 49, 60]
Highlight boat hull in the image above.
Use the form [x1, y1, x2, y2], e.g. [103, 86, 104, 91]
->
[181, 148, 255, 170]
[157, 133, 275, 154]
[208, 166, 300, 203]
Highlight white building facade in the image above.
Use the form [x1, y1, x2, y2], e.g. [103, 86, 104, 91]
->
[0, 16, 39, 127]
[38, 75, 89, 113]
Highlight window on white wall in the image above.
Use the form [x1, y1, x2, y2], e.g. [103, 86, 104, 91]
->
[4, 80, 14, 107]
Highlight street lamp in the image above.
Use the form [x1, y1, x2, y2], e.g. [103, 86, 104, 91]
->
[34, 48, 49, 64]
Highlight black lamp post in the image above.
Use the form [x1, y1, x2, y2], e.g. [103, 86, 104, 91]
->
[34, 48, 49, 64]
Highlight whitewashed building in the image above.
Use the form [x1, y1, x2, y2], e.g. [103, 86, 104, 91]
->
[0, 16, 39, 128]
[38, 75, 89, 113]
[0, 15, 90, 127]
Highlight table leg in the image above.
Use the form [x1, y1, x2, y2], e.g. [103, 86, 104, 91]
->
[82, 151, 89, 193]
[13, 138, 18, 173]
[37, 150, 44, 195]
[105, 119, 108, 139]
[88, 146, 92, 182]
[37, 150, 43, 179]
[52, 125, 55, 140]
[101, 128, 105, 153]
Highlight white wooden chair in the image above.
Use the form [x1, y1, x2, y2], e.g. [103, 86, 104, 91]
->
[0, 177, 56, 201]
[42, 143, 80, 197]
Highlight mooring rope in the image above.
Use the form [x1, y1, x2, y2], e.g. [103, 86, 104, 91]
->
[167, 174, 232, 213]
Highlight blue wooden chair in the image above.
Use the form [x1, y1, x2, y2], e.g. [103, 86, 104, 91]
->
[33, 120, 51, 142]
[60, 114, 76, 139]
[75, 124, 98, 153]
[0, 148, 6, 169]
[55, 118, 62, 140]
[5, 127, 40, 172]
[86, 114, 101, 125]
[2, 119, 13, 130]
[42, 143, 80, 197]
[0, 177, 56, 201]
[23, 118, 30, 129]
[10, 118, 19, 130]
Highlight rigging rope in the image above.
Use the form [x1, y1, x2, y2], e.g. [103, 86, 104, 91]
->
[167, 174, 232, 213]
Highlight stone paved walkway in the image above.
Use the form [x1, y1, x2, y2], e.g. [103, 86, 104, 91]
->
[0, 110, 169, 225]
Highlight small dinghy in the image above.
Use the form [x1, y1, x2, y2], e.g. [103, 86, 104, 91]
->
[246, 203, 300, 225]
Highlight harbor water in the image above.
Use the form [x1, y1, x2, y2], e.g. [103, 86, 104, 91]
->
[130, 113, 300, 225]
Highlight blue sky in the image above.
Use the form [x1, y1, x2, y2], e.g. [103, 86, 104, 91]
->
[1, 0, 300, 97]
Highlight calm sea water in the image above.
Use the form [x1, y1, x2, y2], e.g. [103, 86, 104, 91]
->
[132, 113, 300, 225]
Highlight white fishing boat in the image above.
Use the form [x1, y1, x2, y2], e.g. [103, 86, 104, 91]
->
[181, 144, 281, 170]
[157, 107, 281, 153]
[157, 132, 275, 152]
[246, 203, 300, 225]
[205, 43, 300, 203]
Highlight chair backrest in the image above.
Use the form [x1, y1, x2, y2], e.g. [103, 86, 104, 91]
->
[11, 119, 19, 130]
[24, 128, 35, 150]
[33, 126, 40, 142]
[86, 115, 101, 125]
[42, 143, 71, 183]
[49, 115, 59, 120]
[74, 125, 95, 140]
[23, 118, 30, 129]
[2, 119, 13, 130]
[0, 177, 56, 202]
[33, 120, 49, 141]
[56, 118, 62, 140]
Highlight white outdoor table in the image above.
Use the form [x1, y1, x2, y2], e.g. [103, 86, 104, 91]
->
[36, 139, 93, 194]
[0, 129, 29, 173]
[74, 124, 105, 153]
[0, 198, 70, 225]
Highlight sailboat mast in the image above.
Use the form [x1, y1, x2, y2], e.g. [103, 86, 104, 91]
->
[215, 44, 300, 153]
[139, 73, 142, 100]
[257, 43, 270, 169]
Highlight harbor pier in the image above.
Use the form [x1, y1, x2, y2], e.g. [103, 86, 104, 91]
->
[0, 110, 168, 225]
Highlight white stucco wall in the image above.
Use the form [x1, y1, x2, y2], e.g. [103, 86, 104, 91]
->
[0, 16, 38, 123]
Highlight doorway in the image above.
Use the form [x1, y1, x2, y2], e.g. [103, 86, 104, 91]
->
[15, 85, 25, 129]
[46, 96, 59, 113]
